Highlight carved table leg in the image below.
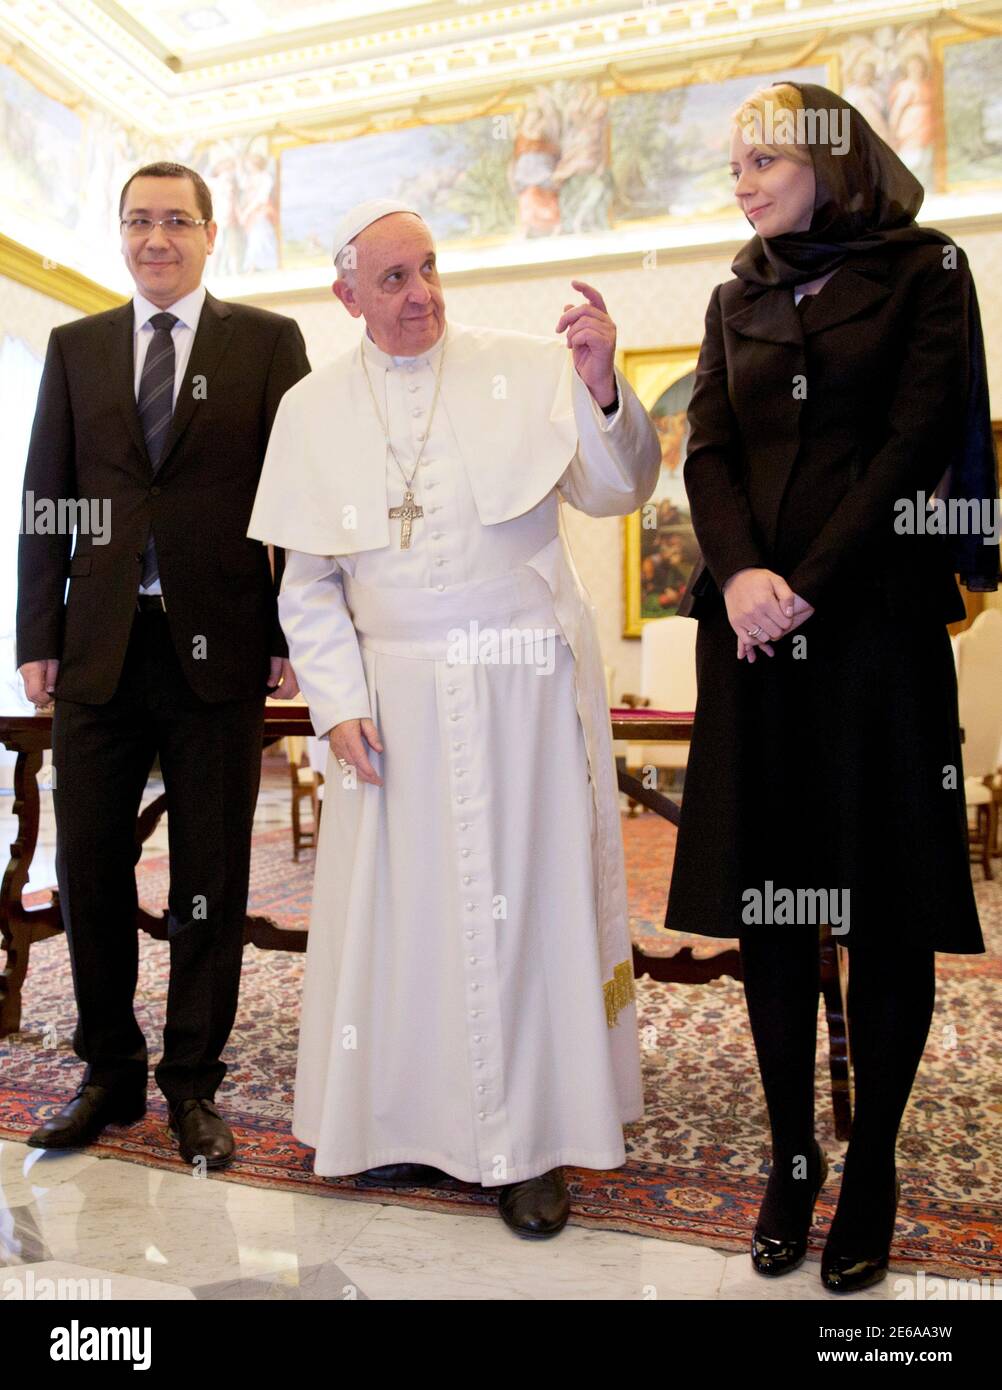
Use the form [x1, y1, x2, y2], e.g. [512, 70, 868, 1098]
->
[0, 749, 62, 1037]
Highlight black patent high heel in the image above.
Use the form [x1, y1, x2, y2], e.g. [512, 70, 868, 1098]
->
[751, 1140, 829, 1277]
[821, 1172, 900, 1294]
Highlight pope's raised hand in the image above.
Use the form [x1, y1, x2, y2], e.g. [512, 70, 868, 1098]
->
[555, 280, 617, 408]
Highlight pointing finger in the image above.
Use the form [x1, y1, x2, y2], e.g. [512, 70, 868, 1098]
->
[570, 279, 608, 313]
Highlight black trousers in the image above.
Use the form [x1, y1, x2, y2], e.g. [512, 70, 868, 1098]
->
[51, 605, 266, 1105]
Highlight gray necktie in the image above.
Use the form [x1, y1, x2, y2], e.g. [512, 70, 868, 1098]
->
[137, 310, 178, 589]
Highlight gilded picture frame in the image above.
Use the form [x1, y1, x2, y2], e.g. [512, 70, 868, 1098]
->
[621, 345, 701, 639]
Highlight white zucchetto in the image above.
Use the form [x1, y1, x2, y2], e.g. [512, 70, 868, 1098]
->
[331, 198, 424, 262]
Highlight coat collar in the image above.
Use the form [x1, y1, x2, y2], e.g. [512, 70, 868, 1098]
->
[723, 255, 893, 345]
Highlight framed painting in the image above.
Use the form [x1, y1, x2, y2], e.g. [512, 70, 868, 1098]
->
[620, 345, 701, 638]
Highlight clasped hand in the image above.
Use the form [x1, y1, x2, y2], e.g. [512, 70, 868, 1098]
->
[722, 568, 815, 663]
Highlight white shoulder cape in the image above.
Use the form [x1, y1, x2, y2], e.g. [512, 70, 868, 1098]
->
[247, 320, 579, 555]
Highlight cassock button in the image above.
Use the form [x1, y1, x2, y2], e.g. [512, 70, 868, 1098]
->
[478, 1112, 487, 1121]
[462, 875, 472, 884]
[435, 558, 446, 566]
[457, 795, 467, 804]
[461, 848, 471, 857]
[465, 930, 475, 939]
[475, 1060, 484, 1069]
[465, 902, 475, 911]
[470, 983, 479, 991]
[446, 684, 456, 694]
[468, 956, 477, 963]
[432, 531, 443, 540]
[477, 1085, 485, 1094]
[474, 1035, 484, 1043]
[456, 770, 465, 777]
[411, 408, 422, 418]
[437, 584, 446, 592]
[459, 822, 470, 830]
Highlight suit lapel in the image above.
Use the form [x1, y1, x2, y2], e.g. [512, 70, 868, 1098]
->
[723, 283, 804, 347]
[797, 261, 892, 336]
[107, 304, 150, 470]
[157, 291, 234, 473]
[724, 259, 893, 345]
[722, 288, 804, 551]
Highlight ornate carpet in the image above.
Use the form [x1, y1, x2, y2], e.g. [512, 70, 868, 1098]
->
[2, 817, 999, 1279]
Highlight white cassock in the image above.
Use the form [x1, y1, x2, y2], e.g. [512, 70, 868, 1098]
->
[248, 319, 661, 1185]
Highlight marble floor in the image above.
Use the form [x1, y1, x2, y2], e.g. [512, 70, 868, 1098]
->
[1, 1139, 932, 1301]
[0, 767, 963, 1301]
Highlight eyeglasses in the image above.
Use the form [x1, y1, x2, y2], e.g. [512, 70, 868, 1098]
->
[121, 216, 209, 235]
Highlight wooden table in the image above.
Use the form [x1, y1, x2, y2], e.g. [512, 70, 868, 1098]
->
[0, 704, 850, 1135]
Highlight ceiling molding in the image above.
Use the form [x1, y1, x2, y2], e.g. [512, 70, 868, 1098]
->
[0, 232, 127, 314]
[1, 0, 995, 137]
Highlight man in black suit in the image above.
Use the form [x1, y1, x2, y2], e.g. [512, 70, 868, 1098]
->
[16, 161, 310, 1167]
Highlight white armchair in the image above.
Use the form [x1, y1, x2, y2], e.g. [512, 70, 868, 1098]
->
[620, 617, 697, 813]
[954, 608, 1002, 879]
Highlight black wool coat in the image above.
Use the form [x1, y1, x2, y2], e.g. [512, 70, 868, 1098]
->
[666, 241, 985, 952]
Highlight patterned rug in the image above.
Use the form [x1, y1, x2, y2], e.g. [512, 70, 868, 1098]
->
[2, 816, 999, 1279]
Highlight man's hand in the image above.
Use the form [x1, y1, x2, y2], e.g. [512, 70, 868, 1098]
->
[19, 660, 59, 708]
[329, 717, 384, 787]
[266, 657, 300, 699]
[555, 280, 617, 408]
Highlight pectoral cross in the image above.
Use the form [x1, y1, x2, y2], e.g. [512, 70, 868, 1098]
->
[389, 489, 424, 549]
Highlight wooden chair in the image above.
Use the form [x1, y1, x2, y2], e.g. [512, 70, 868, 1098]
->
[285, 735, 322, 862]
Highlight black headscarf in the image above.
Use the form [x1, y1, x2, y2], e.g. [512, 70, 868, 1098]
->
[731, 81, 999, 591]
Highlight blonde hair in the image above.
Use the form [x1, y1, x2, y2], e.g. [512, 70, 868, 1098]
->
[732, 83, 813, 166]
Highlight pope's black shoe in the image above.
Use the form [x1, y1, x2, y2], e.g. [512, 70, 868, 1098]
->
[498, 1168, 570, 1238]
[821, 1173, 901, 1294]
[751, 1141, 829, 1276]
[26, 1083, 146, 1150]
[168, 1098, 235, 1169]
[355, 1163, 450, 1187]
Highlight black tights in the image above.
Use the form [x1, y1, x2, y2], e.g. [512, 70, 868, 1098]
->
[739, 928, 936, 1250]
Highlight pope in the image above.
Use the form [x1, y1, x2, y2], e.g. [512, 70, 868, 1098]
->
[248, 198, 661, 1237]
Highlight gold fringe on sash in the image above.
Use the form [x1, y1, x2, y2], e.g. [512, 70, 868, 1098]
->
[603, 960, 636, 1027]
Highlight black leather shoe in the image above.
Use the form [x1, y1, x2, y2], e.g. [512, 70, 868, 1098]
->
[821, 1174, 900, 1294]
[167, 1098, 235, 1169]
[354, 1163, 450, 1187]
[498, 1168, 570, 1238]
[751, 1141, 829, 1277]
[26, 1083, 146, 1150]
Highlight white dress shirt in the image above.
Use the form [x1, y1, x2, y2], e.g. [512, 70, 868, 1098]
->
[133, 284, 206, 594]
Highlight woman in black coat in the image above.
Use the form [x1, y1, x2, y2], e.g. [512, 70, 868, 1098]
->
[666, 80, 998, 1292]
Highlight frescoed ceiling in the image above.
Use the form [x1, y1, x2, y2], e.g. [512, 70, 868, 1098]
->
[0, 0, 997, 136]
